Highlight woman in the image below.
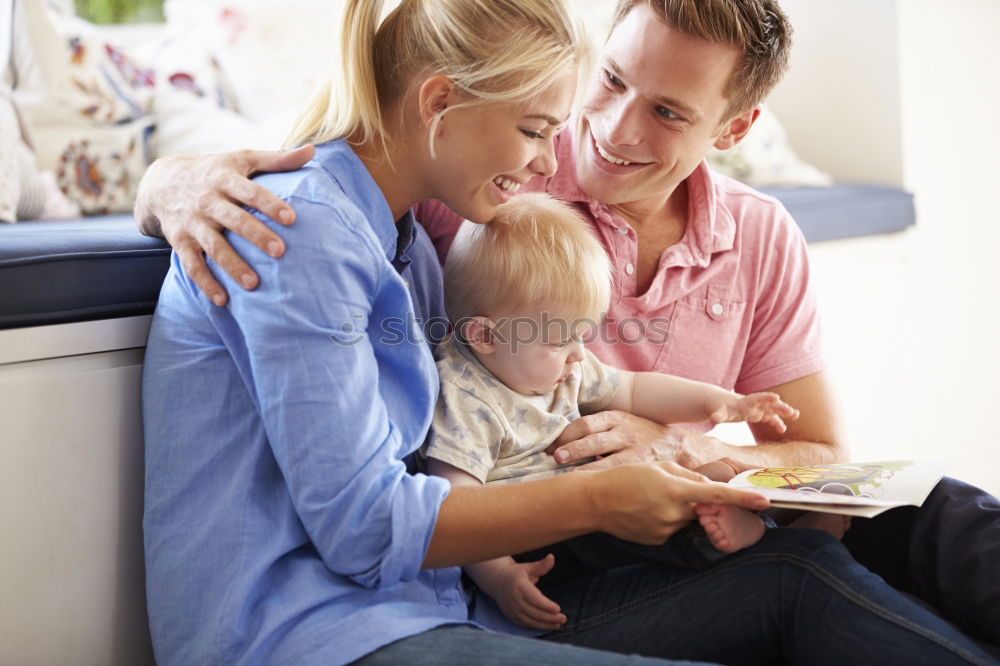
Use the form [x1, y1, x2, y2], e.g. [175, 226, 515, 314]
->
[141, 1, 997, 665]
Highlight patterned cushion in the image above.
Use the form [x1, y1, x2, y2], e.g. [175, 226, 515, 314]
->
[151, 0, 335, 154]
[12, 2, 155, 214]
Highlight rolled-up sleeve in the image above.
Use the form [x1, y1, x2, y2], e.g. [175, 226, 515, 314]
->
[223, 196, 448, 589]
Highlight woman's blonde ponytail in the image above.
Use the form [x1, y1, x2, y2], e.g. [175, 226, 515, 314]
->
[286, 0, 385, 148]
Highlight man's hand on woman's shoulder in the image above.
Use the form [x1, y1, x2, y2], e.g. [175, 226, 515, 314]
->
[134, 145, 314, 305]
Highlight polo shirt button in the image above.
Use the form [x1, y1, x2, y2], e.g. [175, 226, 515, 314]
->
[616, 226, 628, 235]
[625, 263, 635, 276]
[711, 302, 724, 316]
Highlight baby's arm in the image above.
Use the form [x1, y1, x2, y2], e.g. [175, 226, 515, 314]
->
[426, 458, 566, 631]
[605, 371, 799, 433]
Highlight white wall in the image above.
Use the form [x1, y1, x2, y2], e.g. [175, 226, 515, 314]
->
[770, 0, 1000, 496]
[897, 0, 1000, 495]
[769, 0, 906, 186]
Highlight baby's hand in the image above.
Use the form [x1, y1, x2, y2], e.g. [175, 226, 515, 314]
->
[492, 554, 566, 631]
[709, 392, 800, 433]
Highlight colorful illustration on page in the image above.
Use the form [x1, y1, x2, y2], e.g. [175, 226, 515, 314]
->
[744, 461, 911, 499]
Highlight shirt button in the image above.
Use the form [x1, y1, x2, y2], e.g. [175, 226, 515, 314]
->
[616, 226, 628, 235]
[625, 263, 635, 276]
[711, 302, 724, 316]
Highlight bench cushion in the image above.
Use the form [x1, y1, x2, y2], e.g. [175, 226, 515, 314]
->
[0, 215, 170, 329]
[760, 183, 916, 242]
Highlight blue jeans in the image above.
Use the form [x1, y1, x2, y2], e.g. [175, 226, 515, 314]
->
[513, 523, 735, 587]
[842, 476, 1000, 647]
[352, 625, 711, 665]
[358, 529, 996, 665]
[537, 528, 995, 666]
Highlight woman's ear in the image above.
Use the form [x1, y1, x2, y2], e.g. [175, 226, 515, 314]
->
[462, 316, 497, 354]
[417, 75, 454, 131]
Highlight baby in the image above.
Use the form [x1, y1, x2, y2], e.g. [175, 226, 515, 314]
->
[422, 193, 845, 630]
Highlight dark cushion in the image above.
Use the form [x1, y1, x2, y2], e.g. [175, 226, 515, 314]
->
[0, 215, 171, 329]
[761, 183, 916, 243]
[0, 184, 916, 330]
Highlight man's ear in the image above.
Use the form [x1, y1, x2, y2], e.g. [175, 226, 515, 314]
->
[713, 106, 760, 151]
[462, 316, 497, 355]
[417, 75, 454, 131]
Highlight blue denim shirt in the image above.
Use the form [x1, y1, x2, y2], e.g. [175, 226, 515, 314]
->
[142, 140, 469, 666]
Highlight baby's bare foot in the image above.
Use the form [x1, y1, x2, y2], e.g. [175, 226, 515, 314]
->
[695, 504, 766, 553]
[790, 512, 852, 540]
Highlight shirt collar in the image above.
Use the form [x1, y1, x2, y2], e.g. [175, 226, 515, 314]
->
[544, 125, 737, 267]
[671, 160, 737, 268]
[314, 140, 401, 263]
[392, 211, 416, 274]
[543, 126, 593, 204]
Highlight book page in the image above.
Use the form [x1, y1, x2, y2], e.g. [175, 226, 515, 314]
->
[727, 460, 945, 517]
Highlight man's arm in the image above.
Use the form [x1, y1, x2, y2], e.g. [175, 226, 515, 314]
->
[549, 370, 847, 471]
[743, 371, 847, 463]
[134, 146, 314, 305]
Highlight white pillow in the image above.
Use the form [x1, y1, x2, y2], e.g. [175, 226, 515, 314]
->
[0, 88, 80, 223]
[0, 91, 20, 223]
[708, 106, 833, 187]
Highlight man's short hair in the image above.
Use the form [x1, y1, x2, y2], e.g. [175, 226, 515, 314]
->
[611, 0, 793, 120]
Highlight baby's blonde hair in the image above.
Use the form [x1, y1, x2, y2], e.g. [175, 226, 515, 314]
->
[286, 0, 587, 155]
[445, 193, 612, 328]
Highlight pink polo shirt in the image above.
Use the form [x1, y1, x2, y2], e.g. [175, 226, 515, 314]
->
[418, 130, 823, 402]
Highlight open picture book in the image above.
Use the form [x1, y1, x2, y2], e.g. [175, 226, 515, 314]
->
[727, 460, 945, 518]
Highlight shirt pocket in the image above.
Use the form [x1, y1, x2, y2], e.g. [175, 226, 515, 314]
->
[657, 283, 749, 389]
[432, 565, 466, 608]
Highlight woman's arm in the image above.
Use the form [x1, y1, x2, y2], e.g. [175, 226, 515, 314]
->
[134, 146, 313, 305]
[424, 460, 769, 568]
[426, 459, 567, 630]
[223, 195, 453, 590]
[425, 459, 522, 577]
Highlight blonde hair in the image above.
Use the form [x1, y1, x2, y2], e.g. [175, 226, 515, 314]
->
[611, 0, 792, 121]
[286, 0, 587, 153]
[445, 193, 612, 329]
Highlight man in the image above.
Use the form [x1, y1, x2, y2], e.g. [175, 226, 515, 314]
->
[136, 0, 999, 650]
